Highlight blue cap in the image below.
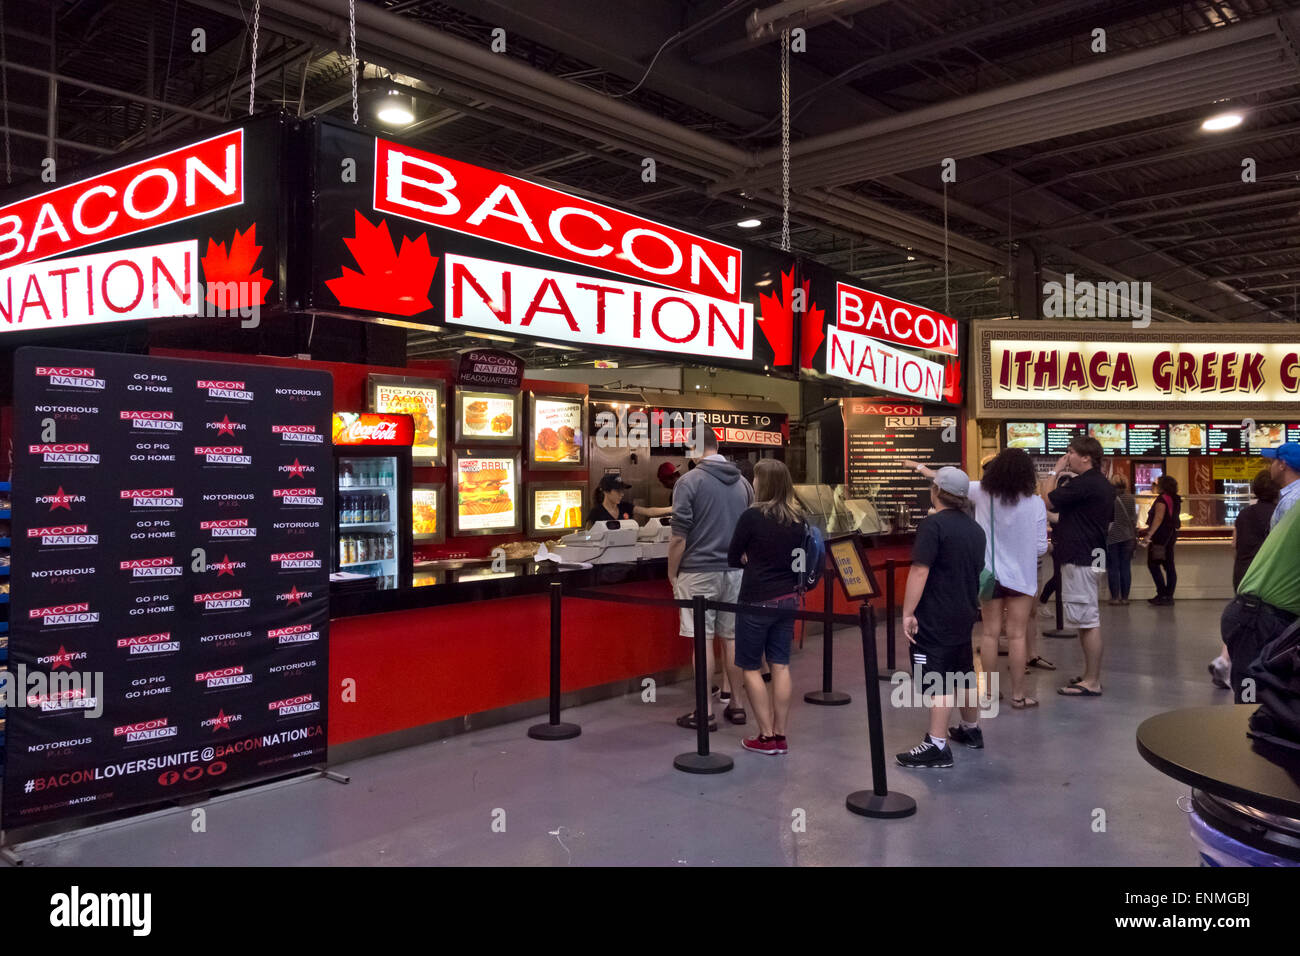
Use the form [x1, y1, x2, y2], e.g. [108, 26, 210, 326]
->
[1261, 442, 1300, 471]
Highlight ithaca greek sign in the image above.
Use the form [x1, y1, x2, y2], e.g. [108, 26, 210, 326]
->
[973, 321, 1300, 416]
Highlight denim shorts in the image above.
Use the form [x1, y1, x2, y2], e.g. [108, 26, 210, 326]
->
[735, 595, 797, 670]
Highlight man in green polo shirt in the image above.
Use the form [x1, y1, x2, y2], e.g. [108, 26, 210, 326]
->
[1223, 505, 1300, 702]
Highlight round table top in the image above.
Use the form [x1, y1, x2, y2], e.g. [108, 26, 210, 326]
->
[1137, 705, 1300, 818]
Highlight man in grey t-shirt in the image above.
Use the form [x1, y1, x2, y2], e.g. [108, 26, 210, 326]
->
[668, 428, 752, 731]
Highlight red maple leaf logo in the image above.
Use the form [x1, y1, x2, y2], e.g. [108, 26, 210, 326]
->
[201, 224, 273, 308]
[756, 269, 825, 369]
[943, 358, 963, 404]
[325, 211, 439, 316]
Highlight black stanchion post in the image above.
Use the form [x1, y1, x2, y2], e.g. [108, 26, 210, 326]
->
[883, 559, 898, 680]
[1043, 554, 1076, 639]
[528, 581, 581, 741]
[846, 604, 916, 819]
[805, 562, 850, 706]
[674, 595, 733, 774]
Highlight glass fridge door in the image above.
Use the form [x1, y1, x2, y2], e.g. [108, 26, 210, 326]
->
[337, 455, 399, 589]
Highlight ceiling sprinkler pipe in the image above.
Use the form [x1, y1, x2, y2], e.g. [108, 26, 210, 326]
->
[745, 0, 888, 39]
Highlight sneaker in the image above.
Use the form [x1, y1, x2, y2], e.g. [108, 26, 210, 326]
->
[741, 735, 783, 755]
[896, 736, 953, 769]
[948, 724, 984, 749]
[1208, 658, 1230, 689]
[771, 734, 789, 754]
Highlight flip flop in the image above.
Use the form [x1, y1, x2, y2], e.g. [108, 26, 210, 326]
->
[1027, 656, 1057, 670]
[677, 712, 718, 731]
[1011, 696, 1039, 709]
[1057, 684, 1102, 697]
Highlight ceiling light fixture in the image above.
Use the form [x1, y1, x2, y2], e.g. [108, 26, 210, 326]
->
[1201, 110, 1243, 132]
[377, 89, 415, 126]
[737, 218, 762, 228]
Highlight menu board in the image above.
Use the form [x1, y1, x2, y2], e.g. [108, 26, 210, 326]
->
[1206, 423, 1245, 456]
[530, 486, 584, 536]
[412, 484, 444, 542]
[453, 452, 520, 534]
[1167, 423, 1206, 456]
[843, 399, 959, 527]
[531, 395, 585, 467]
[370, 378, 443, 463]
[1247, 422, 1287, 450]
[1088, 423, 1126, 455]
[1126, 423, 1167, 456]
[1046, 422, 1086, 455]
[456, 389, 519, 443]
[1005, 422, 1046, 453]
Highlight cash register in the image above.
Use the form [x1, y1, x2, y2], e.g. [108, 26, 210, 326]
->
[636, 516, 673, 559]
[548, 519, 641, 564]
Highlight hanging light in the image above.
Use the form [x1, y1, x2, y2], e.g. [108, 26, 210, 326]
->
[377, 89, 415, 126]
[737, 218, 762, 228]
[1201, 111, 1243, 132]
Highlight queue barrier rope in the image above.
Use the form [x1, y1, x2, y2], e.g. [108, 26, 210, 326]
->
[534, 578, 916, 816]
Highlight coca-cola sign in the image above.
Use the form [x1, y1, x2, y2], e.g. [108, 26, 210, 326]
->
[331, 411, 415, 446]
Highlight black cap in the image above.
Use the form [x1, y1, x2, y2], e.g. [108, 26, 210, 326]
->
[597, 474, 632, 492]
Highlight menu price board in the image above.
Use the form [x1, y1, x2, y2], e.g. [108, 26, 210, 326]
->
[455, 389, 520, 444]
[1045, 422, 1086, 455]
[412, 484, 445, 542]
[843, 399, 959, 527]
[1005, 422, 1046, 453]
[529, 484, 584, 538]
[1126, 423, 1167, 456]
[1167, 423, 1207, 456]
[369, 376, 443, 464]
[3, 347, 333, 830]
[530, 393, 586, 468]
[1088, 423, 1126, 455]
[1206, 423, 1244, 456]
[453, 451, 521, 535]
[1247, 423, 1288, 450]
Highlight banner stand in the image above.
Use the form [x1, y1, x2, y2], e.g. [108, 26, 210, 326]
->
[0, 764, 351, 862]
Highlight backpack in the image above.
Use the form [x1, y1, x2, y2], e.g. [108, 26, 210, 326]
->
[1245, 616, 1300, 751]
[797, 521, 825, 593]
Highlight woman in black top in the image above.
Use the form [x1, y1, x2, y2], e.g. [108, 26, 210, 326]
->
[1139, 475, 1182, 605]
[1232, 469, 1279, 590]
[727, 459, 805, 756]
[587, 474, 670, 526]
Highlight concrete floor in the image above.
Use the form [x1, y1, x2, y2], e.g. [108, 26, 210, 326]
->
[7, 600, 1223, 866]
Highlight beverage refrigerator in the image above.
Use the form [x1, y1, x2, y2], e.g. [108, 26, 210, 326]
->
[332, 413, 415, 590]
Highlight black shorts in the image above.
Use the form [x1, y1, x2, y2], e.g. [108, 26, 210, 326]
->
[909, 641, 975, 684]
[993, 581, 1030, 599]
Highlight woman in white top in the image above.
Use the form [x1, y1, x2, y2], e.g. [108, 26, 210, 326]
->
[907, 449, 1048, 708]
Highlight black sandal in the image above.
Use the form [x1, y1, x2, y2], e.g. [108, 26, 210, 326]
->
[1027, 656, 1057, 670]
[723, 705, 747, 725]
[677, 712, 717, 731]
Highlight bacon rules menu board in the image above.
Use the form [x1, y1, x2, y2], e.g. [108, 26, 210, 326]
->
[2, 348, 333, 829]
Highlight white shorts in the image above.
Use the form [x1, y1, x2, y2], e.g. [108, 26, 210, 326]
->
[1061, 563, 1101, 630]
[674, 570, 743, 639]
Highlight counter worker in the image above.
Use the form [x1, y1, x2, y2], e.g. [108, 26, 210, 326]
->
[588, 473, 671, 526]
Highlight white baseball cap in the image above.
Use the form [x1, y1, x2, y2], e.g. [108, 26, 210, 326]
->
[934, 466, 971, 498]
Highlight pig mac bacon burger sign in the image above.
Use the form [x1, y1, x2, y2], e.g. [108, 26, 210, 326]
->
[311, 119, 791, 372]
[0, 117, 283, 337]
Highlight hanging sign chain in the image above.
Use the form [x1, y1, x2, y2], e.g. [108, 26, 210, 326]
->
[0, 0, 10, 184]
[349, 0, 359, 124]
[247, 0, 260, 116]
[780, 28, 791, 253]
[944, 181, 951, 315]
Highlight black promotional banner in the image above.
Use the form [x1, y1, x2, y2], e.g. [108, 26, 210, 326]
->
[2, 347, 333, 829]
[843, 397, 960, 528]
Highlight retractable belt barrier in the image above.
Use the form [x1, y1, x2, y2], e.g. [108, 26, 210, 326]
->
[531, 578, 917, 817]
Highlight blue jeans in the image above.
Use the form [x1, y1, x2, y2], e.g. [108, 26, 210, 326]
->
[1106, 540, 1135, 599]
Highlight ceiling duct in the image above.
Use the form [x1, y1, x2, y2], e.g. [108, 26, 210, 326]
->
[717, 13, 1300, 192]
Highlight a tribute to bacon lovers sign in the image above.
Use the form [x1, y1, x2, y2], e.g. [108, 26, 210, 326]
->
[3, 347, 333, 829]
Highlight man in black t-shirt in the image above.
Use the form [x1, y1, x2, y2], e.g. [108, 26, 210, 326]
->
[897, 467, 988, 769]
[1047, 436, 1115, 698]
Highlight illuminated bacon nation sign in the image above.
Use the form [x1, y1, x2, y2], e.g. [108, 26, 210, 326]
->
[0, 129, 243, 332]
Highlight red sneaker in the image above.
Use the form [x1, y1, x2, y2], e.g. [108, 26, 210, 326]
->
[772, 735, 789, 755]
[742, 735, 784, 755]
